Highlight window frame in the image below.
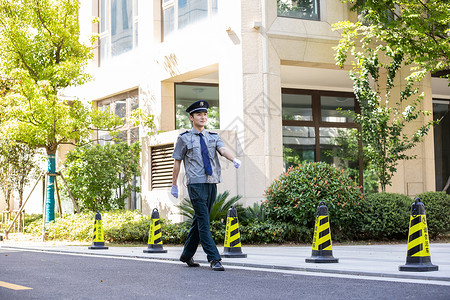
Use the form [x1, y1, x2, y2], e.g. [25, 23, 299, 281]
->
[161, 0, 218, 42]
[281, 88, 363, 186]
[96, 89, 140, 145]
[277, 0, 321, 21]
[98, 0, 139, 65]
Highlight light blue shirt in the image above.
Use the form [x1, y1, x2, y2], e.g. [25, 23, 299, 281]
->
[172, 128, 225, 184]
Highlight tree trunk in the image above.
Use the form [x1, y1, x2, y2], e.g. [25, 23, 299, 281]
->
[45, 153, 56, 223]
[18, 190, 23, 231]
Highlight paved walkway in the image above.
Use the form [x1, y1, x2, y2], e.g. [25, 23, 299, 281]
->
[1, 243, 449, 282]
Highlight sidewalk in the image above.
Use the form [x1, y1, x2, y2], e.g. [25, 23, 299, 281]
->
[1, 242, 449, 282]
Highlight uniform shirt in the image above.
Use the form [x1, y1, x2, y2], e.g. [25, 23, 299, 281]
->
[172, 128, 225, 184]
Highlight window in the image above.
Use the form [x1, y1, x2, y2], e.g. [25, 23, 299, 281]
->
[150, 144, 175, 189]
[175, 83, 220, 129]
[277, 0, 319, 21]
[282, 89, 371, 190]
[99, 0, 139, 64]
[433, 99, 450, 193]
[96, 90, 140, 145]
[95, 90, 141, 211]
[162, 0, 218, 40]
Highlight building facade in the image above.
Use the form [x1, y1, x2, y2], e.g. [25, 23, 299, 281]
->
[67, 0, 450, 222]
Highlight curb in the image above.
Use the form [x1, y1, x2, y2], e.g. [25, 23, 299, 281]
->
[3, 245, 450, 282]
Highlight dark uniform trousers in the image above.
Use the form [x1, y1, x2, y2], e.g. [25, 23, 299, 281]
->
[181, 183, 221, 262]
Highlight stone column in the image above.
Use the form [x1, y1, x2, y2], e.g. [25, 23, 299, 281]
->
[219, 0, 283, 206]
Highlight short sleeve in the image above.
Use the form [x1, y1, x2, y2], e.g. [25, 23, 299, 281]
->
[216, 135, 225, 150]
[172, 136, 186, 160]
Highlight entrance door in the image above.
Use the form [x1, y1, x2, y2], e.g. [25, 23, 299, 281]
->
[433, 99, 450, 193]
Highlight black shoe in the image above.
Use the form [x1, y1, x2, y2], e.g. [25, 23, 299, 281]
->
[180, 255, 200, 267]
[210, 260, 225, 271]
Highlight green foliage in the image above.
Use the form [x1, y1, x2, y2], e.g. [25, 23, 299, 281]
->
[176, 190, 244, 225]
[264, 162, 364, 240]
[240, 202, 267, 225]
[240, 221, 311, 244]
[333, 24, 435, 191]
[24, 214, 43, 227]
[63, 142, 141, 212]
[358, 193, 411, 240]
[0, 139, 42, 210]
[26, 210, 149, 243]
[340, 0, 450, 79]
[417, 192, 450, 239]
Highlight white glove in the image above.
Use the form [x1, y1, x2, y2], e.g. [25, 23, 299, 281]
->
[233, 158, 241, 169]
[171, 185, 178, 198]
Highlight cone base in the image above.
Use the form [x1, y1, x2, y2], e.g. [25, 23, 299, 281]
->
[222, 247, 247, 258]
[143, 248, 168, 253]
[222, 252, 247, 258]
[143, 244, 167, 253]
[399, 263, 438, 272]
[305, 256, 339, 263]
[88, 245, 108, 250]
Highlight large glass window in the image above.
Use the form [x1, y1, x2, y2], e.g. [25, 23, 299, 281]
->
[99, 0, 139, 64]
[281, 89, 373, 191]
[162, 0, 218, 40]
[175, 83, 219, 129]
[277, 0, 320, 21]
[433, 99, 450, 193]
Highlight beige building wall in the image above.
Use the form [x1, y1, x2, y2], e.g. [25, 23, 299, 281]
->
[66, 0, 443, 221]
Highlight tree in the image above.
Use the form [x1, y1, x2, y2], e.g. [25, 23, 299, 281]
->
[338, 0, 450, 79]
[0, 139, 41, 229]
[63, 142, 141, 212]
[334, 27, 435, 191]
[0, 1, 153, 222]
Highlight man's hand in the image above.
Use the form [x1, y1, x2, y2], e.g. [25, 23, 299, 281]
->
[233, 158, 241, 169]
[171, 185, 178, 198]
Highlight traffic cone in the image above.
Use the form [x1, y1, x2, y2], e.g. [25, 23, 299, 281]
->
[305, 201, 338, 263]
[88, 212, 108, 250]
[399, 198, 438, 272]
[222, 206, 247, 258]
[143, 208, 167, 253]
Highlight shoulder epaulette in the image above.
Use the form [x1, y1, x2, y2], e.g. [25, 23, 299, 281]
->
[180, 130, 190, 136]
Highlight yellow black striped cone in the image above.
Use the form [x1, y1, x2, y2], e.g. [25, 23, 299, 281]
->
[143, 208, 167, 253]
[305, 201, 338, 263]
[399, 198, 438, 272]
[88, 212, 108, 250]
[222, 206, 247, 258]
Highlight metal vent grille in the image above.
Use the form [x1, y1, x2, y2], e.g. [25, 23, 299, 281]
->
[150, 144, 174, 189]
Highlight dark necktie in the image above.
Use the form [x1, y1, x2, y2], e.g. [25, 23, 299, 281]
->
[199, 132, 213, 176]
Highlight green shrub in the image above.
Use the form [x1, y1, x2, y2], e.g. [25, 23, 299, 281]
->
[240, 202, 266, 226]
[24, 213, 42, 227]
[263, 162, 364, 241]
[63, 142, 141, 212]
[240, 221, 311, 244]
[416, 191, 450, 238]
[25, 212, 93, 241]
[358, 193, 411, 240]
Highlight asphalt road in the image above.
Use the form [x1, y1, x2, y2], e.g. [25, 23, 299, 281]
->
[1, 249, 449, 300]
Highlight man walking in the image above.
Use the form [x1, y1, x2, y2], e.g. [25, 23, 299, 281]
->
[171, 100, 241, 271]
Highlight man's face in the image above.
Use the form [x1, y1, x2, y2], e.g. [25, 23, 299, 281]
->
[190, 111, 208, 127]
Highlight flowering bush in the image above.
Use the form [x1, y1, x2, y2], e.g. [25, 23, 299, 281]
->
[263, 162, 364, 241]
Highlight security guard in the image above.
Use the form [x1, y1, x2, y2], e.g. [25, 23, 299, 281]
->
[171, 100, 241, 271]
